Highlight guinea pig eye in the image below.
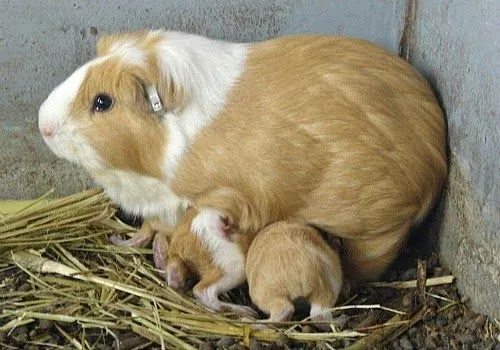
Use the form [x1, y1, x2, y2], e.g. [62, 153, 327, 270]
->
[92, 94, 113, 112]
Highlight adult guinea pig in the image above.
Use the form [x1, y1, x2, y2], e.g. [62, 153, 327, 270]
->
[38, 30, 447, 284]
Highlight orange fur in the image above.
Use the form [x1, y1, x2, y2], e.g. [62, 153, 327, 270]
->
[246, 221, 343, 324]
[171, 36, 447, 282]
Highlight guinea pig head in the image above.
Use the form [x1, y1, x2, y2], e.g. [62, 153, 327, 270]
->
[38, 31, 188, 180]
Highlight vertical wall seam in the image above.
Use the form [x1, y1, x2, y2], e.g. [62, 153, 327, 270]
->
[398, 0, 418, 62]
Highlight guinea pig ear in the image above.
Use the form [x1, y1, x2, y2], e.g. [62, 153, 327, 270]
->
[131, 63, 189, 115]
[96, 33, 121, 56]
[96, 31, 149, 56]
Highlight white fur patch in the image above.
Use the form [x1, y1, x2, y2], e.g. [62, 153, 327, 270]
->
[191, 208, 247, 287]
[93, 168, 189, 228]
[193, 275, 258, 317]
[156, 32, 249, 181]
[162, 114, 188, 182]
[38, 58, 109, 168]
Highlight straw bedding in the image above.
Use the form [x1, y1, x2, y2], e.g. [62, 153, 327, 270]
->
[0, 189, 496, 349]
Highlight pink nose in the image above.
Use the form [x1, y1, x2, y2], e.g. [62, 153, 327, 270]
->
[40, 123, 57, 139]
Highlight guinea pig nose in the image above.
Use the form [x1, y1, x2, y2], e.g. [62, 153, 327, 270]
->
[40, 123, 57, 138]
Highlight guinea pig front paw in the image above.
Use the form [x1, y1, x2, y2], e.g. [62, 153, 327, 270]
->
[191, 208, 234, 240]
[109, 227, 154, 248]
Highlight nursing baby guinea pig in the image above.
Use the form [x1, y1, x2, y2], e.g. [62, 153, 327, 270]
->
[163, 210, 343, 325]
[246, 221, 343, 326]
[38, 30, 447, 285]
[156, 208, 257, 318]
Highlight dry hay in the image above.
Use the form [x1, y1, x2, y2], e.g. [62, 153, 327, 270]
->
[0, 189, 465, 349]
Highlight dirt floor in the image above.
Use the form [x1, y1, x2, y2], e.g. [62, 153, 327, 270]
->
[1, 252, 499, 350]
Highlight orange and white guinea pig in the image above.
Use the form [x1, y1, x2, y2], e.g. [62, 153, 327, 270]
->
[155, 208, 257, 318]
[38, 30, 447, 284]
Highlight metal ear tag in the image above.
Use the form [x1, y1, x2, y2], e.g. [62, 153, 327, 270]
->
[145, 85, 165, 115]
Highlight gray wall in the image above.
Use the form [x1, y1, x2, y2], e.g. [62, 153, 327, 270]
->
[407, 0, 500, 319]
[0, 0, 499, 317]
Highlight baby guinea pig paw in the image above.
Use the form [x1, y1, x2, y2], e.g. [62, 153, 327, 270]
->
[152, 232, 169, 279]
[164, 256, 190, 291]
[191, 208, 235, 241]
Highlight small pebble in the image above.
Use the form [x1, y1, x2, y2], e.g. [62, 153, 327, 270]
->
[276, 333, 290, 348]
[457, 334, 474, 345]
[249, 338, 263, 350]
[199, 341, 215, 350]
[228, 344, 246, 350]
[414, 333, 424, 347]
[301, 325, 314, 333]
[473, 315, 487, 330]
[401, 268, 417, 281]
[376, 287, 398, 299]
[399, 335, 414, 350]
[332, 314, 349, 330]
[391, 340, 401, 350]
[11, 326, 28, 342]
[402, 293, 414, 308]
[38, 319, 53, 330]
[217, 336, 235, 348]
[425, 335, 438, 348]
[433, 267, 444, 276]
[435, 315, 448, 326]
[342, 339, 353, 348]
[408, 327, 417, 338]
[18, 282, 31, 292]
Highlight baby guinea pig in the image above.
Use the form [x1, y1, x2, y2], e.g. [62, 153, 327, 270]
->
[156, 208, 257, 318]
[246, 221, 343, 326]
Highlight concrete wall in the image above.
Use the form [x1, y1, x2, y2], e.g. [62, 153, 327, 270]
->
[1, 0, 498, 317]
[407, 0, 500, 319]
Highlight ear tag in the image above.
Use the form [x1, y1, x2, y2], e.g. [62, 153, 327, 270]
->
[145, 85, 165, 116]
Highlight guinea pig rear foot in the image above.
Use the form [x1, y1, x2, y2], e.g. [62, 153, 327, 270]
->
[310, 304, 334, 332]
[220, 302, 259, 319]
[251, 308, 295, 330]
